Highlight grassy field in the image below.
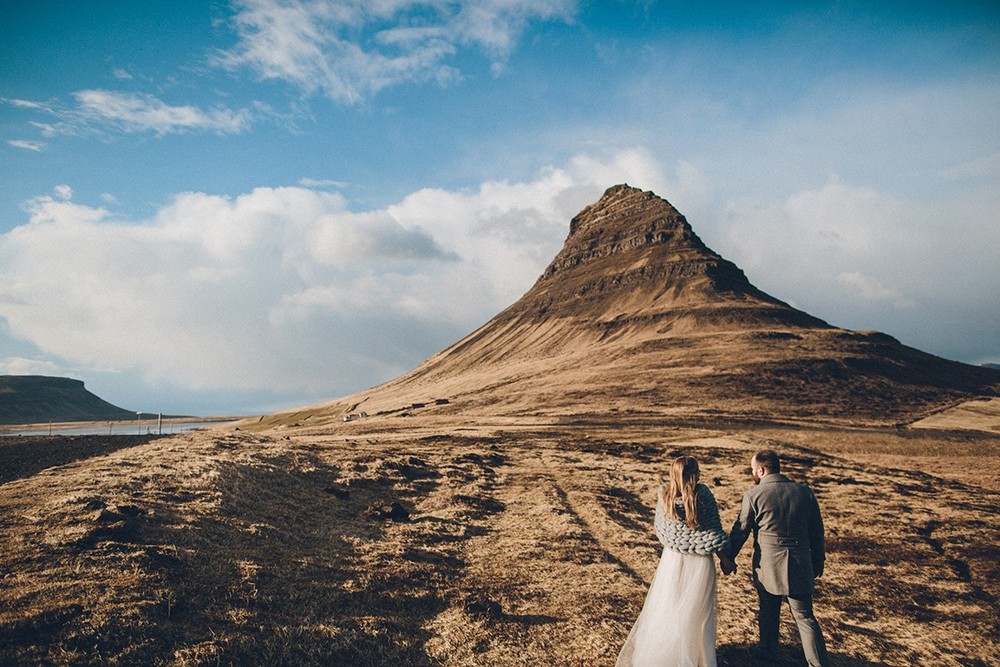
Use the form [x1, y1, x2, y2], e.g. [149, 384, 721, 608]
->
[1, 412, 997, 666]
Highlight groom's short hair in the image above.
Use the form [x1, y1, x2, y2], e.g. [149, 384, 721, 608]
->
[753, 449, 780, 474]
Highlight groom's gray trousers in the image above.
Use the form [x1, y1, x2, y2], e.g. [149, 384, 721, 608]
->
[757, 584, 829, 667]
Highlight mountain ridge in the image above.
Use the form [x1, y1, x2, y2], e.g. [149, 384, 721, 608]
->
[0, 375, 140, 425]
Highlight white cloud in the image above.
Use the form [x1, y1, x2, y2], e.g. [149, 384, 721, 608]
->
[29, 121, 59, 138]
[837, 272, 915, 309]
[298, 177, 351, 188]
[3, 98, 46, 109]
[720, 176, 918, 280]
[1, 185, 445, 392]
[0, 357, 63, 376]
[3, 147, 997, 403]
[73, 90, 254, 136]
[8, 139, 45, 152]
[715, 173, 1000, 361]
[5, 91, 256, 139]
[939, 152, 1000, 181]
[216, 0, 576, 103]
[0, 150, 663, 397]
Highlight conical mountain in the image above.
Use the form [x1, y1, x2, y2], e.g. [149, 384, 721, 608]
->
[260, 185, 1000, 428]
[459, 183, 828, 343]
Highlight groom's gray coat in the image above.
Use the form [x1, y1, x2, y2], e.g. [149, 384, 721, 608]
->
[727, 473, 825, 596]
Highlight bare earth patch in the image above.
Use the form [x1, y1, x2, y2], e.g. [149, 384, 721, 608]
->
[1, 416, 997, 666]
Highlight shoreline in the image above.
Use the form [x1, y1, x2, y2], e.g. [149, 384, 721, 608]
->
[0, 416, 242, 436]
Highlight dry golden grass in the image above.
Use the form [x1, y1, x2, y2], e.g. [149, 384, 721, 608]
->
[1, 415, 997, 666]
[911, 398, 1000, 435]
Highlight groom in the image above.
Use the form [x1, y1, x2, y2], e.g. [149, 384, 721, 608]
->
[725, 449, 829, 666]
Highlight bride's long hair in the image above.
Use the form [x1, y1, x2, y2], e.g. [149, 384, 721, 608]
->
[662, 456, 700, 529]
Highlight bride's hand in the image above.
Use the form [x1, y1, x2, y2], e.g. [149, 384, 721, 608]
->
[718, 553, 737, 575]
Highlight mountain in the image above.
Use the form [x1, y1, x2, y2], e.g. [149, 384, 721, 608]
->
[259, 184, 1000, 428]
[0, 375, 140, 425]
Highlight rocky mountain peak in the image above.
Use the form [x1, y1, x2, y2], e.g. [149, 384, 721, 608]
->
[554, 184, 705, 275]
[511, 184, 819, 328]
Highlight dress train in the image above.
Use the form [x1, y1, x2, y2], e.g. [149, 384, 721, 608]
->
[615, 547, 717, 667]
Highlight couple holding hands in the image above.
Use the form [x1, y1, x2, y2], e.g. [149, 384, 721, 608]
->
[616, 450, 829, 667]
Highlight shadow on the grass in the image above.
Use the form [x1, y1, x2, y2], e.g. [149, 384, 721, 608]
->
[0, 434, 166, 484]
[0, 440, 485, 666]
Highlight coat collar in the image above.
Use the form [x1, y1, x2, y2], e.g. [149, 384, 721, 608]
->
[759, 473, 789, 484]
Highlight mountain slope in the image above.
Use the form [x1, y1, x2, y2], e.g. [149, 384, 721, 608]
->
[259, 185, 1000, 428]
[0, 375, 138, 425]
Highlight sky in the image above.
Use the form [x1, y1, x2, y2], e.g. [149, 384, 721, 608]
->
[1, 1, 999, 417]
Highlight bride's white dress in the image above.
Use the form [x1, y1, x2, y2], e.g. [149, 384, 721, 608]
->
[615, 548, 717, 667]
[616, 489, 721, 667]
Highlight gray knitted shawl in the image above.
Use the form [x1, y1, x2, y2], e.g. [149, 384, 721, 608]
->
[654, 483, 730, 555]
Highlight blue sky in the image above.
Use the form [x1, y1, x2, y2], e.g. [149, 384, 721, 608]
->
[2, 1, 998, 416]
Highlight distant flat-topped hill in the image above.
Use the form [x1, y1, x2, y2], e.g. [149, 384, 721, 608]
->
[258, 184, 1000, 428]
[0, 375, 138, 425]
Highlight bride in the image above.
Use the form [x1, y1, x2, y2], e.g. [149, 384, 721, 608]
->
[616, 456, 735, 667]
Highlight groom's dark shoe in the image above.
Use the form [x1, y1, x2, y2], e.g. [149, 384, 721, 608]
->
[747, 644, 777, 662]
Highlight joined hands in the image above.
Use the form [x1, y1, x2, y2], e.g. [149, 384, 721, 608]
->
[718, 553, 737, 576]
